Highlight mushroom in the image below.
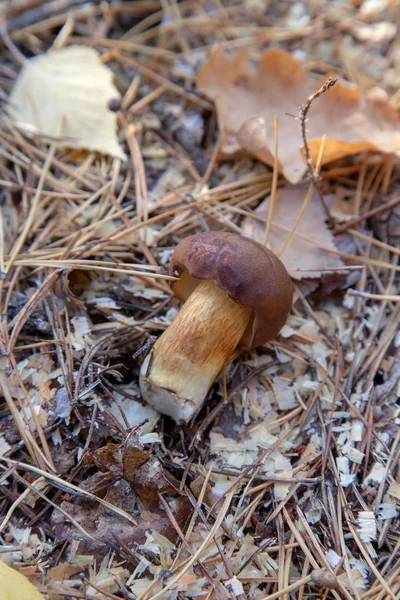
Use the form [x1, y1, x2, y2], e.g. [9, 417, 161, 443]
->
[140, 232, 293, 422]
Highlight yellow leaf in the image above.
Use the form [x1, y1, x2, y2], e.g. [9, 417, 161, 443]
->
[0, 560, 45, 600]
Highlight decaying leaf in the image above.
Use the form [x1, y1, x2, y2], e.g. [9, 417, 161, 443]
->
[197, 46, 400, 183]
[55, 428, 192, 552]
[242, 186, 344, 279]
[8, 46, 125, 159]
[0, 560, 45, 600]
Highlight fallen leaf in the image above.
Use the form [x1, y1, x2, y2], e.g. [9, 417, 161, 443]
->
[8, 46, 125, 159]
[122, 429, 179, 504]
[242, 186, 344, 279]
[0, 560, 45, 600]
[197, 46, 400, 183]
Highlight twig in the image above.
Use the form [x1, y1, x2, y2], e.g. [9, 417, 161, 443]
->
[299, 76, 337, 218]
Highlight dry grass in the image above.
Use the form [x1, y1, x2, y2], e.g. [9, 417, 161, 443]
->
[0, 1, 399, 599]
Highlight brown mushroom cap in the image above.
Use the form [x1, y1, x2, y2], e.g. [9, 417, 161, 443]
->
[170, 231, 293, 347]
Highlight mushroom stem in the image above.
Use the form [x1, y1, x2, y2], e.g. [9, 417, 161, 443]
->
[140, 279, 251, 422]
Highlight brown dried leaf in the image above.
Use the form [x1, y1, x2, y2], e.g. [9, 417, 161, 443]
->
[122, 429, 152, 477]
[242, 186, 344, 279]
[197, 47, 400, 183]
[90, 443, 123, 474]
[122, 430, 178, 504]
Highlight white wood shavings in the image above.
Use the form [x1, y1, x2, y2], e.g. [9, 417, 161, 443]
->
[233, 390, 243, 418]
[230, 535, 258, 573]
[92, 297, 119, 309]
[325, 549, 341, 568]
[387, 481, 400, 500]
[310, 432, 323, 451]
[350, 384, 372, 408]
[358, 511, 377, 542]
[272, 376, 298, 410]
[70, 315, 92, 351]
[130, 578, 174, 600]
[333, 411, 350, 419]
[343, 291, 356, 309]
[139, 433, 161, 444]
[338, 559, 369, 590]
[128, 556, 151, 582]
[164, 307, 178, 323]
[320, 384, 336, 409]
[364, 305, 383, 331]
[0, 437, 11, 456]
[9, 525, 31, 546]
[300, 378, 320, 394]
[305, 496, 323, 524]
[332, 424, 352, 433]
[378, 503, 398, 520]
[345, 446, 365, 464]
[275, 348, 292, 363]
[140, 531, 175, 557]
[366, 542, 378, 559]
[336, 456, 356, 487]
[212, 476, 235, 498]
[279, 324, 297, 338]
[257, 553, 279, 575]
[242, 388, 250, 424]
[310, 341, 331, 370]
[351, 420, 364, 442]
[159, 249, 174, 265]
[210, 432, 259, 469]
[109, 392, 159, 433]
[51, 428, 62, 446]
[374, 432, 390, 458]
[243, 354, 274, 369]
[274, 473, 292, 501]
[363, 462, 387, 486]
[225, 576, 245, 596]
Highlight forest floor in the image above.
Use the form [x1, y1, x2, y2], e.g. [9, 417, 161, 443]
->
[0, 1, 399, 599]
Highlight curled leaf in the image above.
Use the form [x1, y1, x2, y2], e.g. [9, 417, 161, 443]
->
[197, 46, 400, 183]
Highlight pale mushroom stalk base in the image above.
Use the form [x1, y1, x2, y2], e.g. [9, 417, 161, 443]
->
[140, 279, 251, 422]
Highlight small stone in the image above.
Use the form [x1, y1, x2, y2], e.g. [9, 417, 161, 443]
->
[311, 569, 339, 589]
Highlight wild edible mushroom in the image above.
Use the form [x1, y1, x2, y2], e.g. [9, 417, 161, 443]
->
[140, 232, 293, 422]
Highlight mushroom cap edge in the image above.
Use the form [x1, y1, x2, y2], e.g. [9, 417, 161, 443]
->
[170, 231, 293, 347]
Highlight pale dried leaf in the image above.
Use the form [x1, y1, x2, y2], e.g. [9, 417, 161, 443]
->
[242, 186, 344, 279]
[197, 47, 400, 183]
[0, 560, 45, 600]
[8, 47, 125, 159]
